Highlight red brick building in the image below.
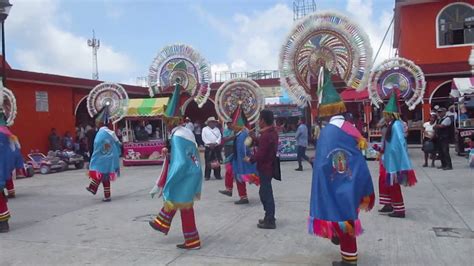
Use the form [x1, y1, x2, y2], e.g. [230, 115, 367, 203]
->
[394, 0, 473, 121]
[2, 62, 148, 155]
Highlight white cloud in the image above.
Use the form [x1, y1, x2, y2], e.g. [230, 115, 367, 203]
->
[210, 63, 230, 82]
[345, 0, 395, 66]
[198, 1, 394, 75]
[7, 0, 135, 80]
[195, 4, 293, 74]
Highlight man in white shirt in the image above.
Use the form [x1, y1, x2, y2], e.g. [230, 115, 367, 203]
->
[202, 117, 222, 180]
[145, 122, 153, 137]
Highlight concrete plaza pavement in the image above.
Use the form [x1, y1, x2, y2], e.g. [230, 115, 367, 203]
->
[0, 149, 473, 265]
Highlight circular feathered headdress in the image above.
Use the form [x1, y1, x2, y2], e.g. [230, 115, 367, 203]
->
[279, 11, 373, 107]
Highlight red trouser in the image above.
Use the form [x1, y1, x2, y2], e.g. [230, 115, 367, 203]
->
[378, 161, 405, 214]
[0, 191, 10, 222]
[333, 221, 357, 264]
[5, 178, 15, 197]
[224, 163, 247, 199]
[151, 206, 201, 248]
[88, 177, 111, 199]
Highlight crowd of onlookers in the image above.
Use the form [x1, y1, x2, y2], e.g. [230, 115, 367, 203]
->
[421, 106, 456, 170]
[48, 125, 98, 161]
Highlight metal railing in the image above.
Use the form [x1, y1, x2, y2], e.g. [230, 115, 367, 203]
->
[213, 70, 280, 82]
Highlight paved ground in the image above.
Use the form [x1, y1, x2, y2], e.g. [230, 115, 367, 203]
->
[0, 149, 472, 266]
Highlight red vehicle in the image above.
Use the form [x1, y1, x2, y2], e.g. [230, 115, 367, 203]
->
[26, 152, 67, 175]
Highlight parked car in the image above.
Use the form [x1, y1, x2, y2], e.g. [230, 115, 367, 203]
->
[22, 163, 35, 177]
[54, 150, 85, 169]
[13, 163, 35, 179]
[26, 152, 67, 174]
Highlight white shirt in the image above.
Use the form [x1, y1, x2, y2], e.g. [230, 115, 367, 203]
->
[423, 121, 435, 138]
[145, 124, 153, 135]
[440, 115, 452, 126]
[202, 126, 222, 145]
[329, 115, 345, 128]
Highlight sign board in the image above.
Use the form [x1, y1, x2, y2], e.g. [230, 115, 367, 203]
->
[267, 105, 303, 118]
[278, 133, 297, 161]
[261, 87, 282, 97]
[35, 91, 49, 112]
[265, 97, 280, 105]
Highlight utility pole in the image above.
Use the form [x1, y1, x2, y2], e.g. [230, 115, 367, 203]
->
[87, 30, 100, 80]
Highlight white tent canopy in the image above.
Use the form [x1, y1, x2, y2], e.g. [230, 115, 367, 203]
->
[450, 77, 474, 98]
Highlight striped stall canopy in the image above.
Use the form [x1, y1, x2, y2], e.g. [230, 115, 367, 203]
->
[126, 98, 169, 117]
[451, 77, 474, 98]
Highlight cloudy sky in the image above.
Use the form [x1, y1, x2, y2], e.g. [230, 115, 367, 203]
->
[6, 0, 395, 85]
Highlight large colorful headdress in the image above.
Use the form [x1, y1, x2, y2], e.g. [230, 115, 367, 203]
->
[369, 57, 425, 110]
[230, 102, 250, 130]
[215, 78, 264, 126]
[163, 81, 183, 126]
[0, 85, 17, 127]
[318, 69, 346, 117]
[383, 88, 401, 119]
[93, 104, 111, 126]
[87, 82, 129, 125]
[279, 11, 373, 107]
[148, 44, 211, 108]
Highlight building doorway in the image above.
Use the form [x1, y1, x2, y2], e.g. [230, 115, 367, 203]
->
[183, 99, 217, 126]
[430, 81, 455, 109]
[75, 96, 94, 127]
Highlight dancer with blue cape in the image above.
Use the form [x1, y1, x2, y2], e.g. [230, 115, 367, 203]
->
[149, 82, 203, 250]
[378, 89, 417, 218]
[85, 104, 122, 202]
[0, 110, 22, 233]
[309, 69, 375, 266]
[219, 103, 260, 204]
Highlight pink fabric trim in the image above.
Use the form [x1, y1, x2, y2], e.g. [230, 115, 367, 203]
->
[308, 217, 363, 239]
[341, 122, 363, 141]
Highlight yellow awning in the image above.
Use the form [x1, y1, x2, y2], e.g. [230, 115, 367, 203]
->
[126, 98, 169, 117]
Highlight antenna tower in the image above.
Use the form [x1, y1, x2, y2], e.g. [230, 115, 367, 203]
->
[87, 30, 100, 80]
[293, 0, 316, 21]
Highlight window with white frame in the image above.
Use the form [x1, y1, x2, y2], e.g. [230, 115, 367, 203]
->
[437, 2, 474, 47]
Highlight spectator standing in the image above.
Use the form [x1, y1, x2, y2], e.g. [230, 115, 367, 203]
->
[434, 108, 453, 170]
[185, 117, 194, 132]
[294, 118, 312, 171]
[145, 121, 153, 137]
[193, 120, 203, 147]
[246, 109, 279, 229]
[62, 131, 74, 151]
[312, 120, 321, 148]
[202, 117, 222, 180]
[48, 128, 61, 151]
[86, 124, 97, 161]
[422, 113, 437, 167]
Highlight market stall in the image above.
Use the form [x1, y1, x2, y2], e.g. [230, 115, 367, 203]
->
[122, 98, 168, 166]
[267, 104, 304, 161]
[451, 77, 474, 156]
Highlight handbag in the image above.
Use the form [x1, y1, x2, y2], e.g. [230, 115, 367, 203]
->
[210, 160, 221, 169]
[422, 140, 435, 153]
[273, 156, 281, 181]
